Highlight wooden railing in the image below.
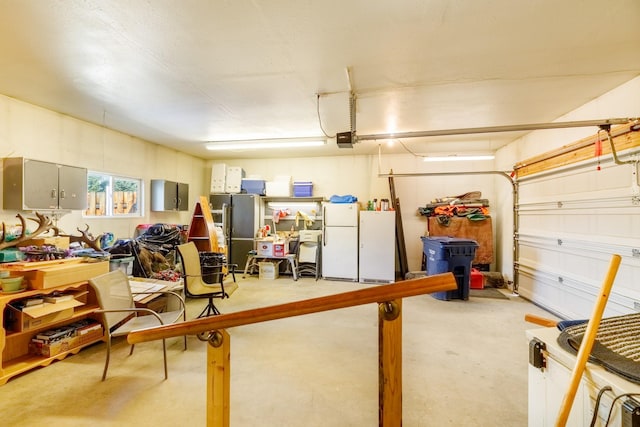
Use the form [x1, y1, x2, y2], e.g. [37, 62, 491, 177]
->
[128, 273, 457, 427]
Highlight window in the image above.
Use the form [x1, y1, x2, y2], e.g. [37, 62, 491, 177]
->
[85, 172, 142, 217]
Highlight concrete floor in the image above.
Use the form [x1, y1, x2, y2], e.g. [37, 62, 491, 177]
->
[0, 275, 556, 427]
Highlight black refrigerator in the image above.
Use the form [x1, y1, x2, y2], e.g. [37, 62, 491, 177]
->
[209, 193, 260, 269]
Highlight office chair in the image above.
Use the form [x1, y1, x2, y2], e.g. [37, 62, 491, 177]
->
[176, 241, 238, 317]
[89, 269, 187, 381]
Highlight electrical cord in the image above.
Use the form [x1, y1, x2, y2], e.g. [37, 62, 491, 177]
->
[589, 386, 612, 427]
[316, 94, 334, 139]
[602, 392, 640, 426]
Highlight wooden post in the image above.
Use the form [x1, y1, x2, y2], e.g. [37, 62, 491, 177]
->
[379, 299, 402, 426]
[207, 330, 230, 427]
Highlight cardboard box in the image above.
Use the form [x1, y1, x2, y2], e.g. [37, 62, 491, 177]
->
[259, 261, 280, 280]
[273, 242, 289, 257]
[25, 260, 109, 289]
[256, 240, 274, 256]
[30, 327, 103, 357]
[7, 298, 84, 332]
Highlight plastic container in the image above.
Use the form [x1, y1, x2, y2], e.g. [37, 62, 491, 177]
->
[470, 268, 484, 289]
[109, 255, 135, 276]
[293, 181, 313, 197]
[1, 276, 24, 292]
[421, 236, 478, 301]
[241, 179, 266, 195]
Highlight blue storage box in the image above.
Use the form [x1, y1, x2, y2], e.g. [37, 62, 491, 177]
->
[293, 181, 313, 197]
[421, 236, 478, 301]
[241, 179, 266, 195]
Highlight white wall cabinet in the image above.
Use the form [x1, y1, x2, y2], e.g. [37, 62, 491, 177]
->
[3, 157, 87, 211]
[150, 179, 189, 211]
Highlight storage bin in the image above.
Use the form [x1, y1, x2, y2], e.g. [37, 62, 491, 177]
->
[241, 179, 266, 195]
[293, 181, 313, 197]
[421, 236, 478, 301]
[199, 252, 225, 284]
[265, 181, 292, 197]
[109, 255, 134, 276]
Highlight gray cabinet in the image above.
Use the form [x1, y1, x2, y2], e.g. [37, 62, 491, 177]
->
[150, 180, 189, 211]
[3, 158, 87, 210]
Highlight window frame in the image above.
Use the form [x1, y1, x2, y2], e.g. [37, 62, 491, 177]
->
[84, 171, 144, 218]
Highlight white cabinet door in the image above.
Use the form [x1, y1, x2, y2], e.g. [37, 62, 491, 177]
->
[359, 211, 395, 283]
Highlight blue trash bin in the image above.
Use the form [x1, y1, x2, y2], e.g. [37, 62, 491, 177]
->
[421, 236, 478, 301]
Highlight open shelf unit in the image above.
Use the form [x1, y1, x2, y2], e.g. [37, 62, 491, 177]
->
[187, 195, 219, 252]
[260, 197, 324, 231]
[0, 280, 105, 385]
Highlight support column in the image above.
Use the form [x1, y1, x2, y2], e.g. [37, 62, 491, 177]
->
[207, 329, 230, 427]
[379, 299, 402, 427]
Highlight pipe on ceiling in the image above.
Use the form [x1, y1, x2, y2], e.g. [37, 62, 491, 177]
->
[357, 118, 636, 142]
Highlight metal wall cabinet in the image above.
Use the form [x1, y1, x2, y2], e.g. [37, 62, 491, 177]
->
[150, 179, 189, 211]
[3, 157, 87, 211]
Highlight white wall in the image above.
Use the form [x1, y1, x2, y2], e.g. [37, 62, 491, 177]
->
[208, 152, 498, 272]
[495, 76, 640, 319]
[0, 94, 206, 241]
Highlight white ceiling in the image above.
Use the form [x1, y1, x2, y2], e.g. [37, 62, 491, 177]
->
[0, 1, 638, 160]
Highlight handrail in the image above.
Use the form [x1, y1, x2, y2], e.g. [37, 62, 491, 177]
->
[128, 273, 457, 344]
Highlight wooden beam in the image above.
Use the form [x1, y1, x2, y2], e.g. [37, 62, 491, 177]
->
[514, 123, 640, 178]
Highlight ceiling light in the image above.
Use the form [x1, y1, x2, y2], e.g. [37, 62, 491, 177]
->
[206, 137, 326, 151]
[423, 154, 495, 162]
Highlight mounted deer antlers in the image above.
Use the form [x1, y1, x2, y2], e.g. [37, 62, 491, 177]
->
[0, 212, 55, 251]
[56, 224, 104, 252]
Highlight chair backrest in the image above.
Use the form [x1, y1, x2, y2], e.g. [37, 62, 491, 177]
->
[177, 241, 220, 297]
[89, 269, 135, 330]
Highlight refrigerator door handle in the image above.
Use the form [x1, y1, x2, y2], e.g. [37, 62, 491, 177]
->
[322, 205, 326, 246]
[222, 203, 229, 236]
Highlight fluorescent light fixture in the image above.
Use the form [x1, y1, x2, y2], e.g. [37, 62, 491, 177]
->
[423, 154, 495, 162]
[206, 137, 326, 151]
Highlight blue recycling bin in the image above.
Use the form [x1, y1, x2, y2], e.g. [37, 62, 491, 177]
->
[421, 236, 479, 301]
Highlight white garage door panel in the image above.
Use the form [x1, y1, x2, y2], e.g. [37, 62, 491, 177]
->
[516, 160, 640, 318]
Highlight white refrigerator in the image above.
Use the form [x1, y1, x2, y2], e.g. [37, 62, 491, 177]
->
[322, 202, 359, 281]
[359, 210, 396, 283]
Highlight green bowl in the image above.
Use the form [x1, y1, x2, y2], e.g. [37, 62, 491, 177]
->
[1, 276, 24, 292]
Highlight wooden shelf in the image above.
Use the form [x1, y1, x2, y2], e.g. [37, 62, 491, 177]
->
[262, 196, 324, 203]
[0, 279, 104, 385]
[0, 338, 104, 386]
[187, 196, 219, 253]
